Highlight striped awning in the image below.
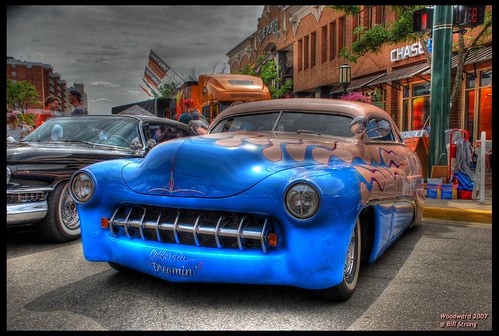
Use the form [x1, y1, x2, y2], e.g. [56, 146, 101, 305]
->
[330, 72, 386, 94]
[421, 45, 492, 75]
[368, 62, 430, 86]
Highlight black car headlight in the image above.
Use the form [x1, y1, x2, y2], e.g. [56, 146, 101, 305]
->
[284, 182, 320, 219]
[70, 172, 94, 204]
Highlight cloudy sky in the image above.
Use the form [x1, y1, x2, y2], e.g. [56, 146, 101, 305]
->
[7, 5, 264, 114]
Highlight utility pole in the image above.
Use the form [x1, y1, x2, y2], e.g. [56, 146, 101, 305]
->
[428, 5, 453, 178]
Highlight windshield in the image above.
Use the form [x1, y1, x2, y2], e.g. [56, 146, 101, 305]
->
[22, 116, 141, 149]
[210, 111, 354, 137]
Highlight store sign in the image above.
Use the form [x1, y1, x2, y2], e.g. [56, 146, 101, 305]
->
[390, 43, 424, 62]
[258, 19, 279, 43]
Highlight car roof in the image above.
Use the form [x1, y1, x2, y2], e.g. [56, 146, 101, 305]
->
[51, 114, 187, 127]
[214, 98, 391, 121]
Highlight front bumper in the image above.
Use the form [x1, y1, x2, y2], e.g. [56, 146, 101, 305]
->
[6, 187, 53, 225]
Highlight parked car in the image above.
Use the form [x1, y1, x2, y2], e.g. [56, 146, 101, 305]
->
[7, 114, 199, 243]
[69, 98, 425, 301]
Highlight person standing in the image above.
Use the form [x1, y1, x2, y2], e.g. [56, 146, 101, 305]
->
[36, 96, 60, 128]
[69, 89, 86, 115]
[178, 98, 194, 124]
[7, 113, 26, 141]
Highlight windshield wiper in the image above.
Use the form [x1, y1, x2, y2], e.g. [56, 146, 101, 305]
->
[63, 140, 96, 147]
[297, 129, 322, 135]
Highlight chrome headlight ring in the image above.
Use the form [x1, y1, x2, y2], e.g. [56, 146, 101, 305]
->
[69, 171, 95, 204]
[284, 181, 321, 219]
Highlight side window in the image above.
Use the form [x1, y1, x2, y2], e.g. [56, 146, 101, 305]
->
[366, 118, 394, 141]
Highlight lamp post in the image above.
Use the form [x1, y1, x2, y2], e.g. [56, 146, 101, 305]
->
[339, 64, 351, 96]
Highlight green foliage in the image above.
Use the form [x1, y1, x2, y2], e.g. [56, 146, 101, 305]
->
[328, 5, 492, 64]
[7, 79, 41, 112]
[330, 5, 422, 63]
[155, 81, 179, 99]
[18, 112, 37, 127]
[239, 55, 294, 99]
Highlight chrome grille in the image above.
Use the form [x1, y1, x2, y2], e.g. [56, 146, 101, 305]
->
[7, 191, 48, 203]
[108, 206, 278, 254]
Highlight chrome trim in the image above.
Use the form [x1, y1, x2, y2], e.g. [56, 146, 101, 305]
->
[107, 206, 276, 254]
[7, 186, 54, 194]
[7, 201, 48, 225]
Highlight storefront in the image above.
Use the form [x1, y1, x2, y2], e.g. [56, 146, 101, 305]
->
[227, 5, 492, 145]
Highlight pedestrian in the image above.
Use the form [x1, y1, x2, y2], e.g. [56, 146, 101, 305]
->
[69, 89, 86, 115]
[7, 113, 26, 141]
[37, 96, 60, 128]
[178, 98, 194, 124]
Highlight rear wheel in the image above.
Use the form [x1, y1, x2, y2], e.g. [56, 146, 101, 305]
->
[35, 181, 81, 243]
[316, 219, 362, 302]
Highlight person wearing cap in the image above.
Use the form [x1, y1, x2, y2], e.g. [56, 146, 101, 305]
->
[178, 98, 194, 125]
[69, 89, 87, 115]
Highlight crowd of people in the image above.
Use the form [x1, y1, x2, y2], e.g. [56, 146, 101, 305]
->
[7, 88, 85, 142]
[8, 91, 215, 142]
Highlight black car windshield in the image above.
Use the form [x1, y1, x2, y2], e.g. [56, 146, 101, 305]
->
[210, 111, 354, 137]
[22, 117, 141, 148]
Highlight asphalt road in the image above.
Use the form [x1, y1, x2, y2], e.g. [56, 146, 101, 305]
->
[6, 220, 492, 331]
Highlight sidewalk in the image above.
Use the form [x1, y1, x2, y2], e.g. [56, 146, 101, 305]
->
[423, 170, 492, 224]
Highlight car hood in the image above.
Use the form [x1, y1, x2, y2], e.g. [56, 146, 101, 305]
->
[122, 131, 357, 197]
[7, 141, 135, 163]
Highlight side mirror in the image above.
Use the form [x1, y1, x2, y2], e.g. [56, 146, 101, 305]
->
[366, 119, 391, 139]
[350, 116, 367, 135]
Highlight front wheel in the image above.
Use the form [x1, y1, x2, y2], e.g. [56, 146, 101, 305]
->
[315, 219, 362, 302]
[35, 181, 81, 243]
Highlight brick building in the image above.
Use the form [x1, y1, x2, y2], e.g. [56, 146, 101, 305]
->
[227, 5, 492, 145]
[6, 57, 88, 114]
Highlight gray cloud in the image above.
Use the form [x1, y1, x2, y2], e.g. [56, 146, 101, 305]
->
[7, 5, 264, 114]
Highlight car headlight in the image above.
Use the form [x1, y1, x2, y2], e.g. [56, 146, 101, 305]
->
[70, 172, 94, 204]
[284, 182, 320, 219]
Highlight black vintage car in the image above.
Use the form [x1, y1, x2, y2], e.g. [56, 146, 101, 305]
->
[7, 114, 198, 243]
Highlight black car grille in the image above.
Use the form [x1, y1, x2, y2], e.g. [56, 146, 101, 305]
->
[108, 206, 279, 254]
[7, 191, 48, 203]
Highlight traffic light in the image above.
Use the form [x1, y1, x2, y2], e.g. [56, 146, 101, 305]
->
[413, 8, 434, 33]
[453, 5, 486, 27]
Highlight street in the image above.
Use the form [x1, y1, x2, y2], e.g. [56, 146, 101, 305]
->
[6, 220, 492, 331]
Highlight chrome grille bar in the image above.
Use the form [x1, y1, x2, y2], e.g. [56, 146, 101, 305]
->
[106, 206, 277, 254]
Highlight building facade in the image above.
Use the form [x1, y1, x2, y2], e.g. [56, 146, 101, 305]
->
[7, 57, 88, 114]
[227, 5, 492, 145]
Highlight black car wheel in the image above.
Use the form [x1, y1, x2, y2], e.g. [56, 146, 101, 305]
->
[315, 219, 361, 302]
[35, 181, 81, 243]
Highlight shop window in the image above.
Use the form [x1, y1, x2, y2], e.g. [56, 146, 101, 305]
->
[464, 69, 492, 143]
[401, 82, 431, 132]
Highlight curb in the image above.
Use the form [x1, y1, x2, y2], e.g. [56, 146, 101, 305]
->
[423, 207, 492, 224]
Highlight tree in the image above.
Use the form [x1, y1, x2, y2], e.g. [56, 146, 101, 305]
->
[325, 5, 492, 109]
[7, 79, 41, 113]
[155, 81, 180, 99]
[239, 55, 293, 99]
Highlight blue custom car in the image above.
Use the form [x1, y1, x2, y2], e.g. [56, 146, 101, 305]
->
[70, 98, 425, 301]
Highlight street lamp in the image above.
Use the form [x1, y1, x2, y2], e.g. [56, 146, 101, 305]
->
[339, 64, 351, 96]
